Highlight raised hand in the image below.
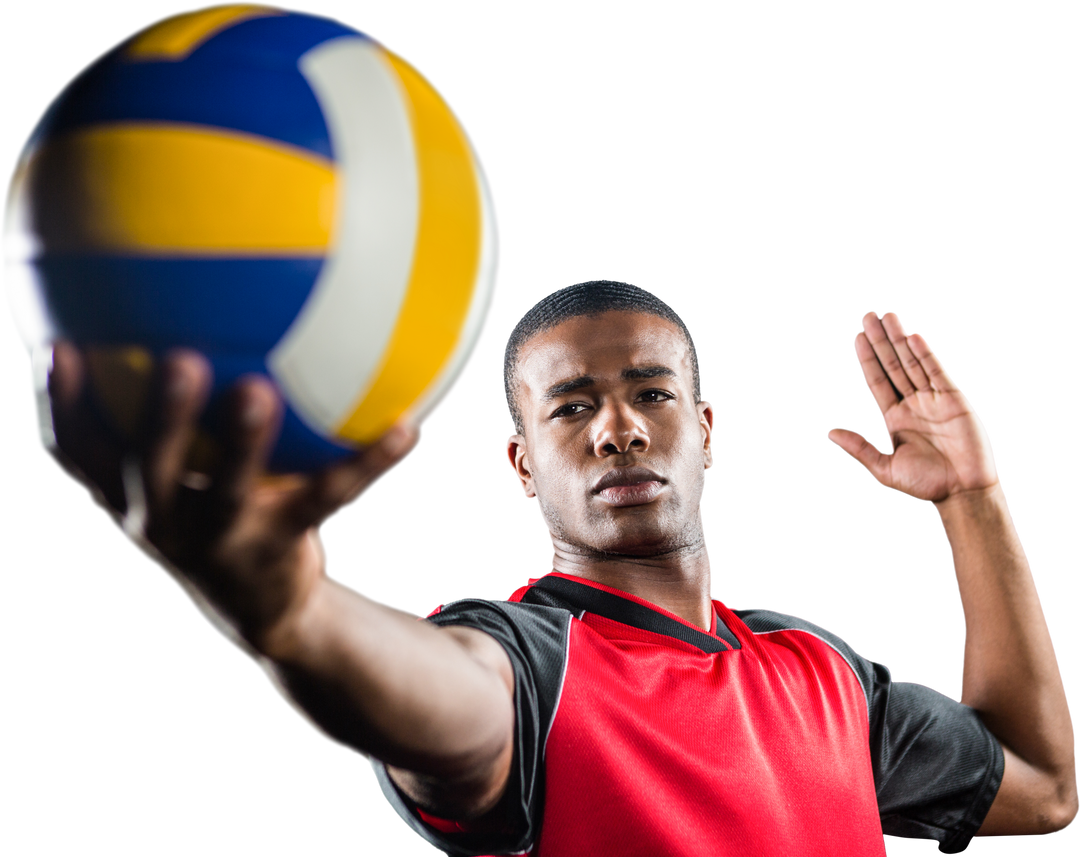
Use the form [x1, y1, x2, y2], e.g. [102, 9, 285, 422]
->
[828, 313, 997, 504]
[45, 342, 419, 649]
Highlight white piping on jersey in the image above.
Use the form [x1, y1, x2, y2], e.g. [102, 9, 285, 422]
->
[745, 626, 871, 721]
[541, 611, 575, 762]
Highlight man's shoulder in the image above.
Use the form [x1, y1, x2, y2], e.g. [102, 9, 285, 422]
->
[425, 595, 574, 669]
[427, 595, 572, 625]
[728, 605, 882, 706]
[732, 606, 851, 644]
[425, 573, 589, 628]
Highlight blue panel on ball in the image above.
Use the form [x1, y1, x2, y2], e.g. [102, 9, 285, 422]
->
[204, 351, 357, 473]
[273, 405, 358, 472]
[29, 13, 369, 159]
[35, 256, 323, 351]
[36, 64, 332, 158]
[193, 12, 366, 66]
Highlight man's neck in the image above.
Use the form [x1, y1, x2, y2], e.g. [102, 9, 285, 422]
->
[549, 543, 713, 631]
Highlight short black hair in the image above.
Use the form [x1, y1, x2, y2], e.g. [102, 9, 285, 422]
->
[503, 280, 700, 433]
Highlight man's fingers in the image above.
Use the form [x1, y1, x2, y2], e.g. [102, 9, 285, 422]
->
[46, 341, 418, 567]
[907, 328, 959, 392]
[846, 321, 898, 416]
[46, 341, 85, 411]
[197, 376, 283, 535]
[287, 422, 420, 532]
[140, 351, 212, 511]
[855, 306, 933, 403]
[876, 310, 928, 395]
[856, 312, 937, 410]
[45, 342, 127, 513]
[825, 423, 885, 483]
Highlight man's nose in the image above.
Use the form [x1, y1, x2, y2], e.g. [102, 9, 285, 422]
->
[593, 402, 649, 456]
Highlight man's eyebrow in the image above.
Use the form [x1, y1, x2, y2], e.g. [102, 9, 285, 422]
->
[623, 365, 676, 381]
[542, 366, 676, 401]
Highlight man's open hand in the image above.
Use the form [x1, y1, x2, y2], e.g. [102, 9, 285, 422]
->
[45, 342, 419, 649]
[828, 313, 997, 504]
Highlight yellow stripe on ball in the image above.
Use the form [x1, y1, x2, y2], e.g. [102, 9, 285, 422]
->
[125, 5, 282, 61]
[333, 51, 484, 444]
[28, 123, 337, 255]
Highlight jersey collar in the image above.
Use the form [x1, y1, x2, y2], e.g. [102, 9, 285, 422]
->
[523, 573, 741, 654]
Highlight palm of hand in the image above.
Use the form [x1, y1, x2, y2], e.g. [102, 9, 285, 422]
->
[830, 313, 998, 504]
[47, 344, 417, 648]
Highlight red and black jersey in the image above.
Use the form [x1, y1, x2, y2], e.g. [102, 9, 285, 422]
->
[376, 573, 1003, 856]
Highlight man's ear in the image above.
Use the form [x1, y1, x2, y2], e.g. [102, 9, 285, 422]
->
[507, 434, 536, 497]
[698, 402, 714, 469]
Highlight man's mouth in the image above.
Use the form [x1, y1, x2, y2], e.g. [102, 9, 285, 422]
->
[597, 482, 664, 506]
[592, 466, 665, 507]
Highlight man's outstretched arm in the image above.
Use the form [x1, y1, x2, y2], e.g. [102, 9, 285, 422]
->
[46, 343, 515, 820]
[829, 312, 1077, 835]
[259, 582, 516, 818]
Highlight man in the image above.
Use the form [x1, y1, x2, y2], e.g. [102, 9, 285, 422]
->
[45, 281, 1075, 854]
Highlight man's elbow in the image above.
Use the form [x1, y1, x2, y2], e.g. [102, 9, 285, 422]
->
[1028, 772, 1078, 834]
[1042, 781, 1078, 833]
[980, 751, 1077, 836]
[1045, 751, 1080, 833]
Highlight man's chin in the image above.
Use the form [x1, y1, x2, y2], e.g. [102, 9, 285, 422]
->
[559, 521, 703, 559]
[542, 498, 704, 559]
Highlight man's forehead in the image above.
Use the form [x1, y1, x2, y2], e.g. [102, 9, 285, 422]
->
[516, 311, 691, 391]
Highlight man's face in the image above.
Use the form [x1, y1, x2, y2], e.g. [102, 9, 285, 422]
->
[507, 310, 713, 557]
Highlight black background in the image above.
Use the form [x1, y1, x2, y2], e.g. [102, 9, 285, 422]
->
[6, 3, 1071, 850]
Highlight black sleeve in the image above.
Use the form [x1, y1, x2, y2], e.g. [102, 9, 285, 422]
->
[735, 609, 1004, 854]
[373, 598, 572, 857]
[869, 672, 1004, 853]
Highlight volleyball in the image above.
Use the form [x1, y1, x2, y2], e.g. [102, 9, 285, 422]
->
[5, 4, 496, 472]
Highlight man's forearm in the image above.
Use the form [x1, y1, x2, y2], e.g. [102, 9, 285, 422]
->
[253, 574, 514, 808]
[938, 484, 1076, 826]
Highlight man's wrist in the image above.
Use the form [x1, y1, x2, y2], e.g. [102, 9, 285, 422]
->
[935, 482, 1005, 516]
[247, 562, 330, 663]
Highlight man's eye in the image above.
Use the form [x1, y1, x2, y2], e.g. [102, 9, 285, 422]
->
[638, 389, 674, 403]
[552, 401, 587, 416]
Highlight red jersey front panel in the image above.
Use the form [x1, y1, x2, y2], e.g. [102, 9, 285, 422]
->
[534, 595, 885, 856]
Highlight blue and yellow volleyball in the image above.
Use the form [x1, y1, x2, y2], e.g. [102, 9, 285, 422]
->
[6, 4, 496, 471]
